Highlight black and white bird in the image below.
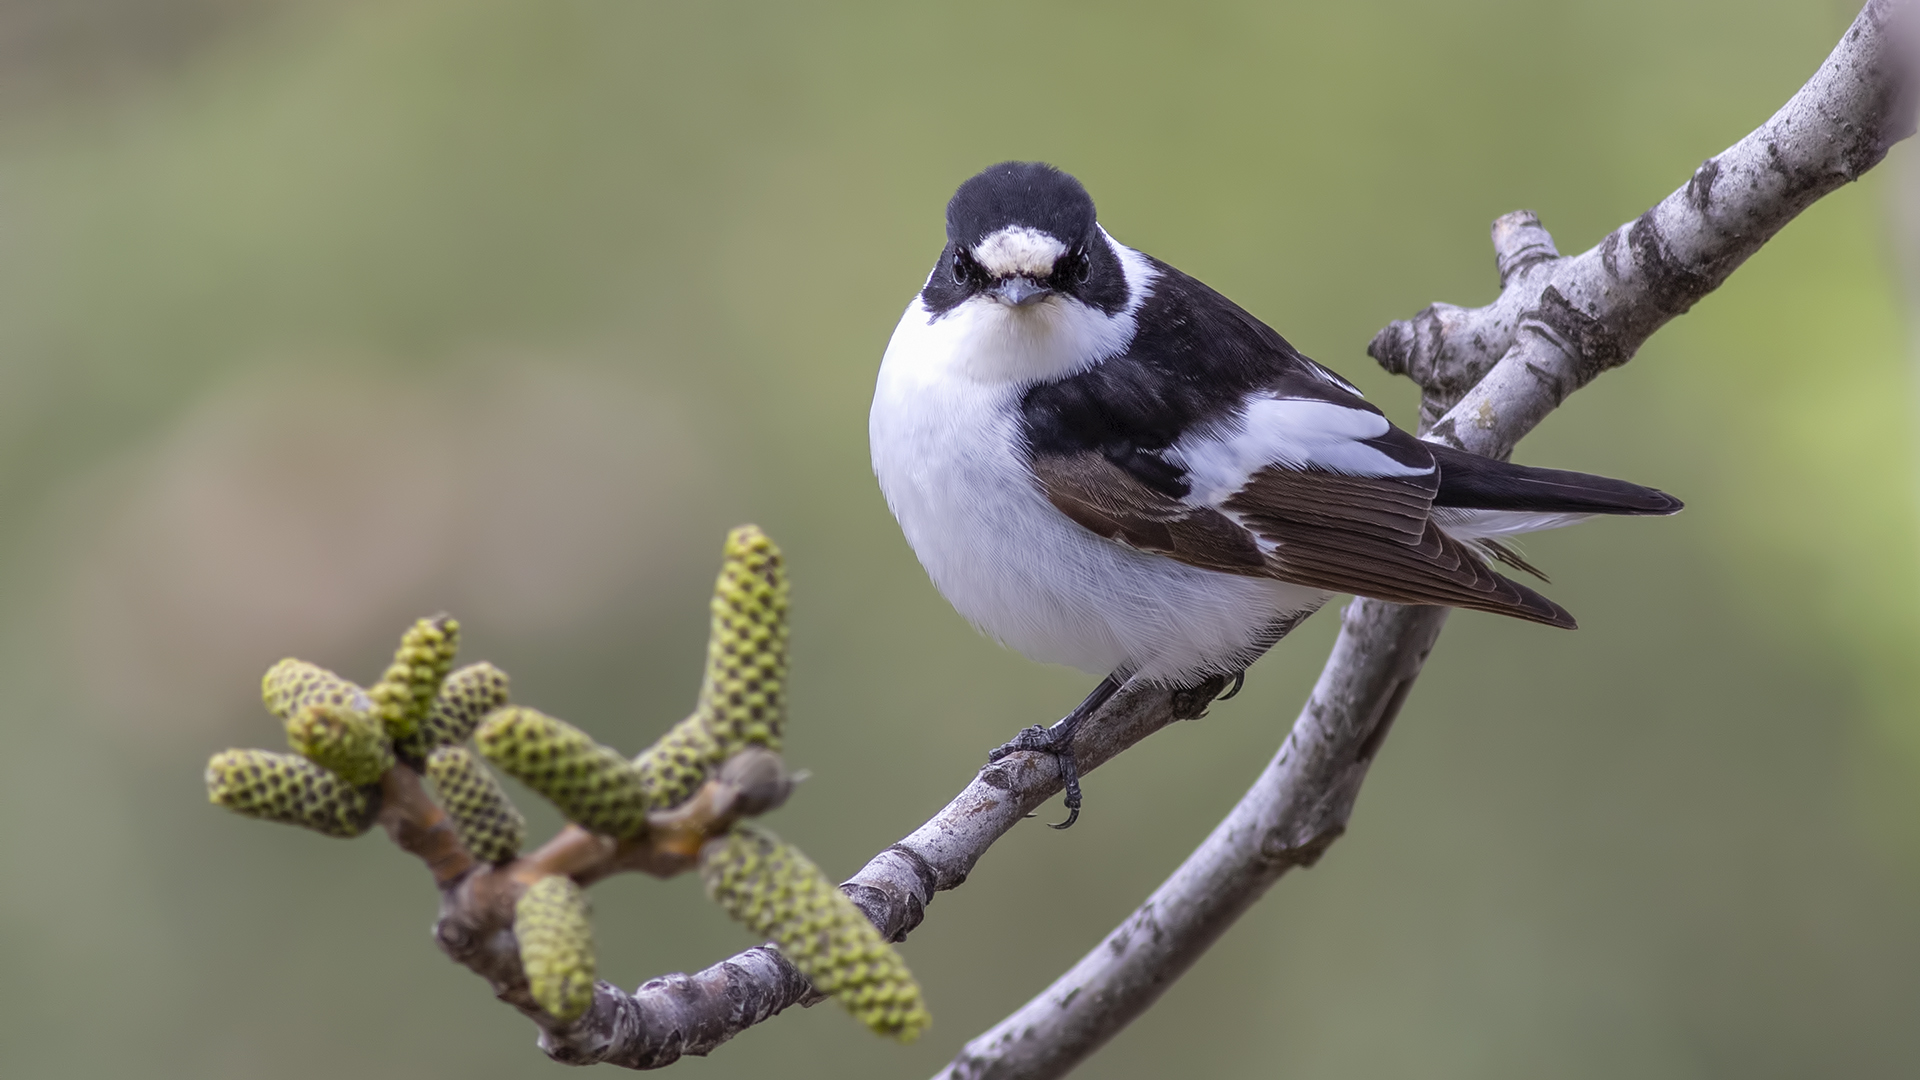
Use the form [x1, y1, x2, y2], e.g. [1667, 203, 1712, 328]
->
[870, 161, 1679, 826]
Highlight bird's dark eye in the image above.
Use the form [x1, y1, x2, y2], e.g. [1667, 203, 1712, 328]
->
[951, 252, 969, 285]
[1052, 251, 1092, 290]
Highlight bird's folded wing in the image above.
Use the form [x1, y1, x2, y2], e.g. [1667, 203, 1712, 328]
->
[1031, 451, 1267, 574]
[1224, 467, 1576, 628]
[1031, 445, 1574, 628]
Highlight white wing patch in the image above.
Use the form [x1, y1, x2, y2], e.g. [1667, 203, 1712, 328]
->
[1171, 396, 1434, 507]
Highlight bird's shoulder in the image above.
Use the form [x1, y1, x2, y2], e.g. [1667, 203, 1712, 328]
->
[1125, 255, 1366, 397]
[1018, 254, 1420, 494]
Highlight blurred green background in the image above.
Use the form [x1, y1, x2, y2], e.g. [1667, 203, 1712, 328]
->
[1, 1, 1916, 1077]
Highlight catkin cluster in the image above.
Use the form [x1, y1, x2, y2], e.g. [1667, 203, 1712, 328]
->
[205, 526, 933, 1043]
[210, 620, 525, 868]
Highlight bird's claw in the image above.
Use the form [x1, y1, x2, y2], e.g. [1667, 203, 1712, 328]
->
[986, 721, 1083, 829]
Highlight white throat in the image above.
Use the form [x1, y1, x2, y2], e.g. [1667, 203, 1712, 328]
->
[900, 228, 1157, 387]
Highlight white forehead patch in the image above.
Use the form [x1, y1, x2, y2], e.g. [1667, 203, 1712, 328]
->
[971, 226, 1067, 277]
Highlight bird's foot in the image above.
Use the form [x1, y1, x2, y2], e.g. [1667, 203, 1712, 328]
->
[1170, 671, 1238, 720]
[984, 674, 1123, 830]
[987, 721, 1085, 830]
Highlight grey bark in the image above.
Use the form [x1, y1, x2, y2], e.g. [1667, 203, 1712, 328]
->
[530, 1, 1916, 1071]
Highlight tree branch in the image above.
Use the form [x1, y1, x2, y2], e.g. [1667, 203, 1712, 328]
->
[1372, 0, 1916, 445]
[524, 1, 1915, 1071]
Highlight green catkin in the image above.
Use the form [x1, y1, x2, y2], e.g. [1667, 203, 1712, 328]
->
[631, 709, 720, 811]
[407, 661, 511, 754]
[699, 526, 788, 753]
[474, 707, 649, 839]
[701, 825, 929, 1041]
[262, 660, 370, 721]
[635, 525, 789, 808]
[515, 875, 597, 1022]
[368, 615, 460, 743]
[206, 749, 378, 838]
[285, 704, 394, 786]
[427, 745, 526, 864]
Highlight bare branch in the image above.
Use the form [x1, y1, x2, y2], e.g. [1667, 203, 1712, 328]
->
[1372, 0, 1916, 444]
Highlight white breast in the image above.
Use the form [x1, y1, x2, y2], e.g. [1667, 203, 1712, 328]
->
[869, 293, 1328, 685]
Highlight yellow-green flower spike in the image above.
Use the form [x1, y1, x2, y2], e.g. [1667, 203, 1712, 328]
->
[515, 875, 597, 1022]
[414, 661, 511, 751]
[635, 526, 789, 808]
[701, 526, 787, 752]
[285, 704, 394, 786]
[474, 707, 649, 839]
[206, 749, 378, 838]
[632, 711, 719, 811]
[368, 615, 460, 743]
[701, 825, 929, 1041]
[427, 745, 526, 864]
[262, 660, 370, 721]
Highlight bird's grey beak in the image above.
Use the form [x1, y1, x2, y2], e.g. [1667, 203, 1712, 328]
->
[991, 277, 1052, 307]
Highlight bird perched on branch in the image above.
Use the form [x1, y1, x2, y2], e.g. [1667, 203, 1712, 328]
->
[869, 161, 1679, 827]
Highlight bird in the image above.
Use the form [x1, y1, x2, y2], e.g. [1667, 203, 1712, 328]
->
[869, 161, 1680, 827]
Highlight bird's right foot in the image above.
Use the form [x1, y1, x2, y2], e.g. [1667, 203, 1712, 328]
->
[987, 720, 1087, 829]
[984, 674, 1124, 830]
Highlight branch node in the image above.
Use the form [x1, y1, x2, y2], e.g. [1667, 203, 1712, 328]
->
[1491, 209, 1560, 287]
[1256, 824, 1345, 870]
[1367, 302, 1478, 402]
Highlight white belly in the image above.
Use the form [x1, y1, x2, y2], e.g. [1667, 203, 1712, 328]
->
[869, 302, 1327, 684]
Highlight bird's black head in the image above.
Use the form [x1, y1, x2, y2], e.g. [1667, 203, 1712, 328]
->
[946, 161, 1096, 252]
[920, 161, 1129, 317]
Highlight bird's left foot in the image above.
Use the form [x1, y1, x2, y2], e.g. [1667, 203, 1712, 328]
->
[988, 720, 1087, 830]
[985, 674, 1124, 830]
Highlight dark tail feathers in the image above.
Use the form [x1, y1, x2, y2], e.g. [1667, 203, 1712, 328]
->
[1427, 444, 1682, 516]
